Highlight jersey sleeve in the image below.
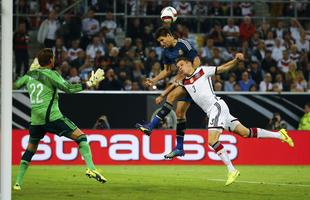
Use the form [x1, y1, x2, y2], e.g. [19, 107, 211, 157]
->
[13, 75, 29, 89]
[201, 66, 217, 77]
[48, 71, 83, 93]
[179, 39, 198, 62]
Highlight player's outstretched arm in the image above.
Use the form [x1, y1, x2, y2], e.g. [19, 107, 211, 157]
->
[13, 75, 29, 89]
[155, 82, 178, 104]
[217, 53, 244, 74]
[144, 64, 171, 87]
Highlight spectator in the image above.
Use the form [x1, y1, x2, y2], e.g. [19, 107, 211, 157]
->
[207, 48, 225, 66]
[201, 38, 214, 60]
[81, 8, 100, 47]
[286, 62, 298, 84]
[257, 22, 271, 40]
[264, 31, 275, 52]
[119, 37, 133, 57]
[214, 82, 223, 91]
[283, 31, 294, 49]
[249, 32, 260, 50]
[208, 23, 224, 46]
[272, 38, 286, 62]
[148, 62, 165, 90]
[174, 0, 192, 15]
[57, 13, 82, 47]
[86, 35, 105, 59]
[67, 39, 83, 61]
[13, 22, 29, 78]
[101, 11, 117, 40]
[266, 112, 287, 130]
[262, 50, 277, 73]
[93, 115, 110, 129]
[296, 31, 310, 52]
[259, 73, 273, 92]
[238, 71, 256, 91]
[52, 37, 68, 67]
[249, 61, 263, 85]
[37, 10, 60, 47]
[70, 50, 87, 70]
[239, 2, 253, 16]
[289, 45, 300, 64]
[131, 81, 141, 90]
[290, 19, 303, 42]
[273, 20, 286, 39]
[193, 1, 208, 16]
[98, 68, 122, 90]
[249, 84, 258, 91]
[67, 67, 81, 84]
[253, 40, 266, 61]
[273, 73, 284, 92]
[240, 16, 256, 42]
[278, 50, 291, 73]
[224, 73, 237, 91]
[223, 18, 240, 47]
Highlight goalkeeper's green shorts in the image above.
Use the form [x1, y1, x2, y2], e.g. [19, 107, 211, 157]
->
[29, 117, 78, 144]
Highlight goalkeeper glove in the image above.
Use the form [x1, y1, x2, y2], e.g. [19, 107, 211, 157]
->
[86, 68, 105, 87]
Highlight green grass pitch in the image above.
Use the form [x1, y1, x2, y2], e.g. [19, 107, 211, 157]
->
[12, 166, 310, 200]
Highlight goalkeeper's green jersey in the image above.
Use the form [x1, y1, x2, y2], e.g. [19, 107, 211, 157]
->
[14, 68, 83, 125]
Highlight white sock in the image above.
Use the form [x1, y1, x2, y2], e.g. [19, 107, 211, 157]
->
[257, 128, 281, 139]
[217, 149, 235, 172]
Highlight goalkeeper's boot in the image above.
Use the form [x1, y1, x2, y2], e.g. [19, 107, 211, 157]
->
[85, 168, 107, 184]
[225, 169, 240, 186]
[164, 148, 185, 159]
[13, 183, 21, 191]
[279, 129, 294, 147]
[135, 122, 152, 136]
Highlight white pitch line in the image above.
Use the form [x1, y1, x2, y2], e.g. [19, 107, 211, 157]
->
[208, 178, 310, 187]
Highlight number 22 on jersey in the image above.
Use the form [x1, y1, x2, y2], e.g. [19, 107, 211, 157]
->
[29, 82, 44, 104]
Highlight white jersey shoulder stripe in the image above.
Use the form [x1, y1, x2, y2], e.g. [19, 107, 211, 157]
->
[178, 38, 192, 51]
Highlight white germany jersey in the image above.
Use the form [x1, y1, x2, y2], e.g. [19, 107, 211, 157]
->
[182, 66, 220, 114]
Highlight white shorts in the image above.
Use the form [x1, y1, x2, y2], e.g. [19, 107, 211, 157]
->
[207, 100, 240, 132]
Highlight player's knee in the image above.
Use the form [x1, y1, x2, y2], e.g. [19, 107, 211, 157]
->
[75, 134, 87, 145]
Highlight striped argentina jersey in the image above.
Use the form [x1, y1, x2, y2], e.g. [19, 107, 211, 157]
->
[181, 66, 219, 114]
[163, 38, 197, 65]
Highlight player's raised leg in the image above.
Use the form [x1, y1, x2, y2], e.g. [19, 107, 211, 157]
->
[233, 123, 294, 147]
[69, 128, 107, 183]
[208, 129, 240, 186]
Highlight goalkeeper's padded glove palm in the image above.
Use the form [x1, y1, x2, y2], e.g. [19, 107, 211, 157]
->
[86, 68, 105, 87]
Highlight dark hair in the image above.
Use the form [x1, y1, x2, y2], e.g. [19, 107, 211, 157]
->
[155, 27, 173, 39]
[306, 102, 310, 107]
[176, 56, 191, 64]
[37, 48, 53, 66]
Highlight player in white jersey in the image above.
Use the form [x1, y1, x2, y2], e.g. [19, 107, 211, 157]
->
[175, 54, 294, 186]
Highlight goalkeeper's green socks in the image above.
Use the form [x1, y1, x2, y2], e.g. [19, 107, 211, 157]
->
[79, 141, 96, 170]
[16, 160, 30, 185]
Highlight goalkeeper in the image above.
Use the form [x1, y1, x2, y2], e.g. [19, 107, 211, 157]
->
[13, 48, 106, 190]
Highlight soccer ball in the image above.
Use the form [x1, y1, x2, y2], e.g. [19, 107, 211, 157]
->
[160, 6, 178, 23]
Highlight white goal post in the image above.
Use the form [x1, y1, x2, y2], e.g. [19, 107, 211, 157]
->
[1, 0, 13, 200]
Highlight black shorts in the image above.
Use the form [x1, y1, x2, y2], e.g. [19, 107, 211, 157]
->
[29, 117, 78, 144]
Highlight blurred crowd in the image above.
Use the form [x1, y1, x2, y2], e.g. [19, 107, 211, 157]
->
[13, 0, 310, 92]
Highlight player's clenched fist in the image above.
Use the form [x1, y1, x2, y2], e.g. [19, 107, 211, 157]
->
[86, 68, 105, 87]
[144, 78, 155, 87]
[235, 53, 244, 61]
